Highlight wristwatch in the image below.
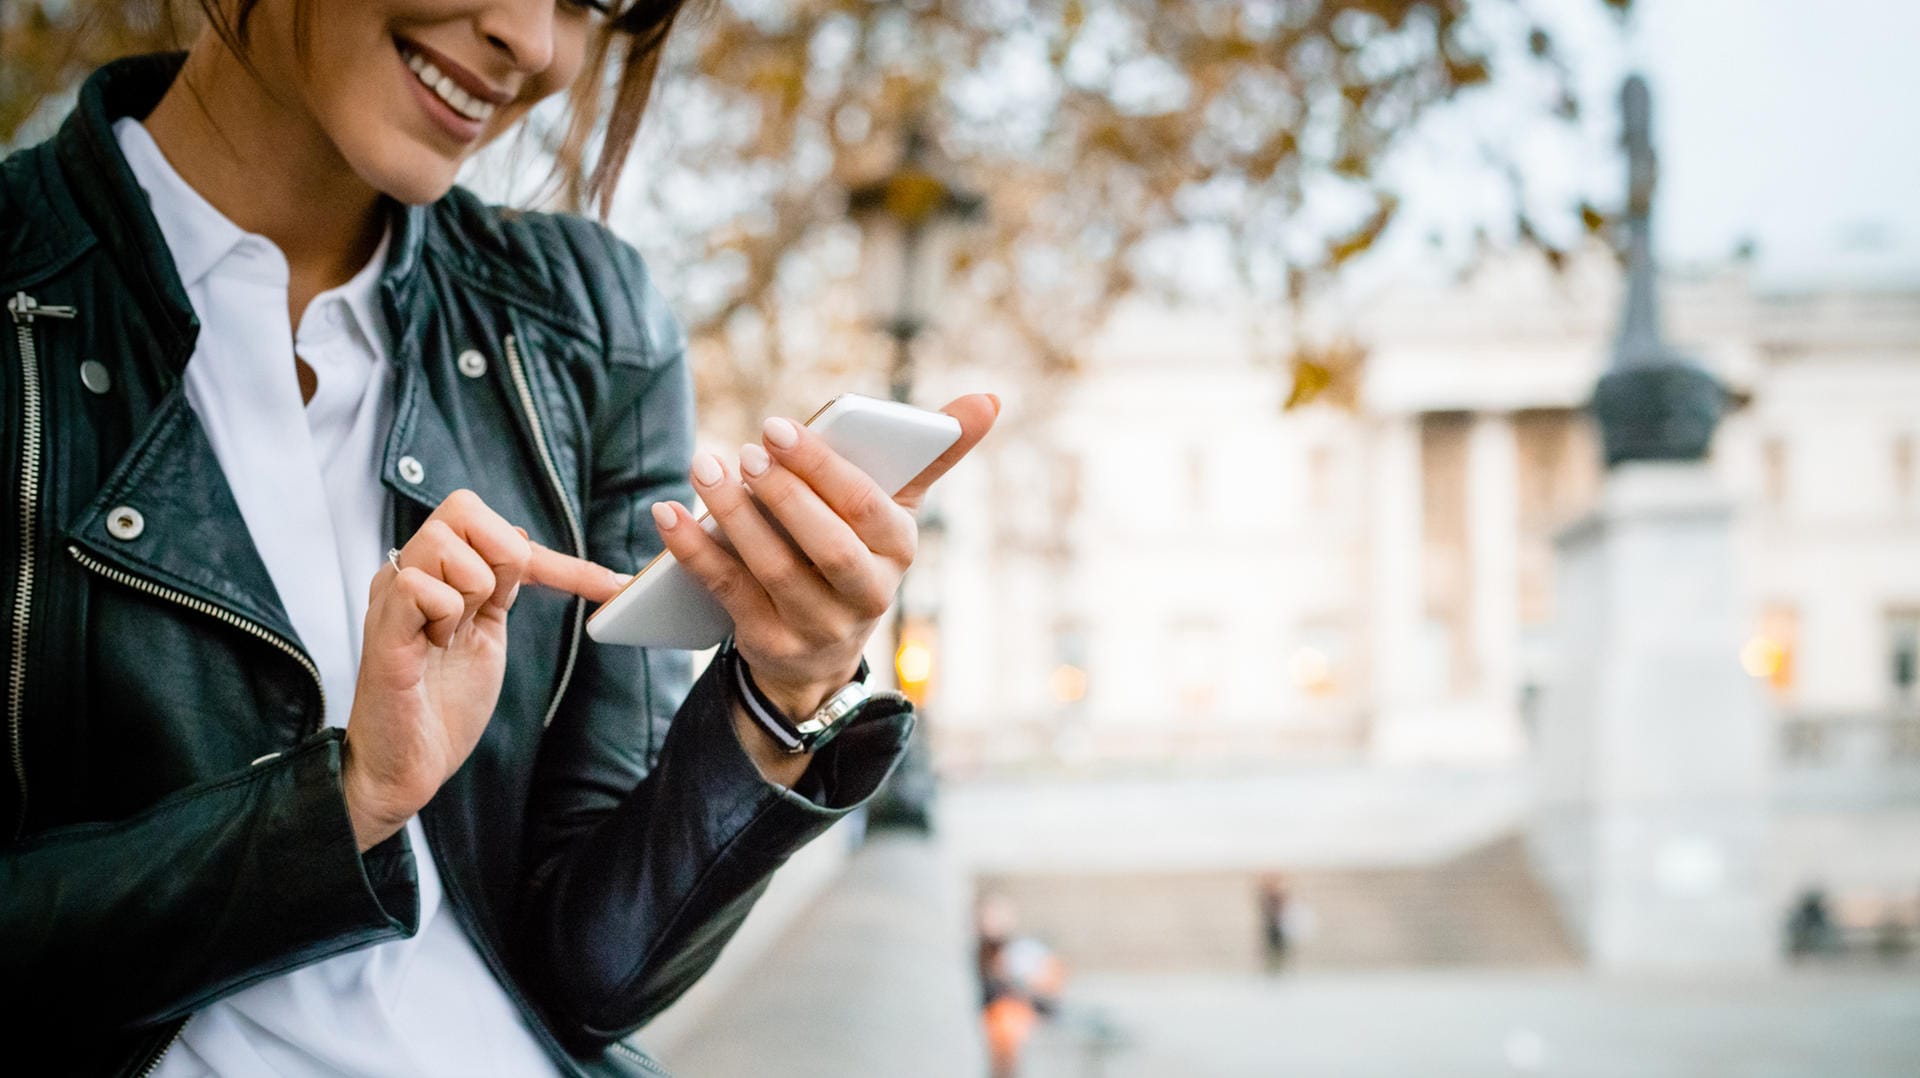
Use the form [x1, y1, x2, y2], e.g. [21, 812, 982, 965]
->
[719, 636, 873, 755]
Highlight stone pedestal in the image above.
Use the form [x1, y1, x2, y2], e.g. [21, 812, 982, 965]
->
[1531, 462, 1775, 969]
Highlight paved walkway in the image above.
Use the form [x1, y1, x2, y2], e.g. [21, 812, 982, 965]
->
[650, 833, 985, 1077]
[1025, 968, 1920, 1078]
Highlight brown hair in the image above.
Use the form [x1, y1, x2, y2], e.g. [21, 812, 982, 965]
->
[189, 0, 696, 218]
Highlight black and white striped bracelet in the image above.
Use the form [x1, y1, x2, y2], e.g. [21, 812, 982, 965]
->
[721, 637, 872, 755]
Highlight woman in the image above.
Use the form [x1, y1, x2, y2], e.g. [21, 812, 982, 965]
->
[0, 1, 996, 1073]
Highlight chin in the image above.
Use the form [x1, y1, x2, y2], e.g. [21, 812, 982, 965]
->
[355, 145, 464, 206]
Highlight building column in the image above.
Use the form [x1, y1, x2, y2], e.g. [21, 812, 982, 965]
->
[1369, 414, 1425, 725]
[1467, 412, 1522, 746]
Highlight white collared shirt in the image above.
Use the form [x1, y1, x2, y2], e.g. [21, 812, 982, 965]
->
[115, 117, 557, 1078]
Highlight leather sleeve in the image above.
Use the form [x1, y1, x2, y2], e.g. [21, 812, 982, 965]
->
[512, 228, 914, 1051]
[0, 728, 420, 1031]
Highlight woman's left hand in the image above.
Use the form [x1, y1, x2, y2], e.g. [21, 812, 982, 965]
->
[653, 393, 1000, 724]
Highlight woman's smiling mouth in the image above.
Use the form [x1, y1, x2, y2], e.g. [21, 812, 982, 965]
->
[394, 37, 508, 141]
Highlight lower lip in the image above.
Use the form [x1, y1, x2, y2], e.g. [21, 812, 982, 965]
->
[396, 40, 486, 144]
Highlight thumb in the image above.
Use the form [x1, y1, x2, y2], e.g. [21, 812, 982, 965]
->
[894, 392, 1000, 512]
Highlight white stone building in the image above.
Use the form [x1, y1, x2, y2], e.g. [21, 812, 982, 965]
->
[920, 249, 1920, 798]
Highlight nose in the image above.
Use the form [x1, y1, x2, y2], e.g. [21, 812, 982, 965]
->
[475, 0, 555, 75]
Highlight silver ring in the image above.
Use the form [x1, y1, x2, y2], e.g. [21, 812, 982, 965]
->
[386, 547, 404, 573]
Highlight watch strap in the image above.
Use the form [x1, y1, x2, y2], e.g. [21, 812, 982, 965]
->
[724, 638, 872, 755]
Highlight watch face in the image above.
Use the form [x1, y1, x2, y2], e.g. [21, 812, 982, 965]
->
[796, 682, 874, 738]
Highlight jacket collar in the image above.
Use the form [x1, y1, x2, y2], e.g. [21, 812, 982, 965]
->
[49, 52, 433, 385]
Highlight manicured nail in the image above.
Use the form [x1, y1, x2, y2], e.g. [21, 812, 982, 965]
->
[987, 392, 1002, 417]
[763, 416, 799, 449]
[651, 502, 677, 530]
[740, 442, 770, 477]
[692, 453, 723, 486]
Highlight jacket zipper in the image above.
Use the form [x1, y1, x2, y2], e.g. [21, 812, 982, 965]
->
[612, 1039, 675, 1077]
[68, 543, 322, 1078]
[7, 291, 75, 838]
[133, 1018, 187, 1078]
[66, 546, 326, 721]
[502, 334, 588, 728]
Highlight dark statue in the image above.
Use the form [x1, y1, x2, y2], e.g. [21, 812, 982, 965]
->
[1591, 75, 1726, 468]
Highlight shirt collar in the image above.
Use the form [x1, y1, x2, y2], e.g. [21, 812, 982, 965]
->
[310, 224, 393, 356]
[112, 115, 250, 291]
[111, 114, 393, 350]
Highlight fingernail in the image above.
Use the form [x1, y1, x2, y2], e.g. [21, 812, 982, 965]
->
[610, 570, 633, 588]
[987, 392, 1002, 417]
[505, 582, 521, 607]
[514, 526, 529, 539]
[740, 442, 770, 477]
[763, 416, 799, 449]
[692, 453, 723, 486]
[652, 502, 677, 530]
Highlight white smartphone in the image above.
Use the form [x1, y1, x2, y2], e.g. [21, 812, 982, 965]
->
[585, 393, 963, 650]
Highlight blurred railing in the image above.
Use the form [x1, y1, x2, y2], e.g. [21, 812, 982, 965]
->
[1777, 712, 1920, 807]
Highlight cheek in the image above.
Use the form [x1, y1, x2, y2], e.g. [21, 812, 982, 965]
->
[524, 21, 593, 113]
[550, 18, 592, 90]
[313, 53, 468, 204]
[483, 49, 585, 150]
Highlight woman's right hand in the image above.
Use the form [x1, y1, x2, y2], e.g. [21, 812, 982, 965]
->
[341, 490, 626, 851]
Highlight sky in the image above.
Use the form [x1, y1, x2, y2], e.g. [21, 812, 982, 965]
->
[1324, 0, 1920, 300]
[1112, 0, 1920, 308]
[1630, 0, 1920, 288]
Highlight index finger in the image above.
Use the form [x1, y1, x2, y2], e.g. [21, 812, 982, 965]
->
[525, 542, 630, 603]
[893, 392, 1001, 512]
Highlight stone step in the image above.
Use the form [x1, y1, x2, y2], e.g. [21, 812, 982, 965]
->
[977, 834, 1580, 973]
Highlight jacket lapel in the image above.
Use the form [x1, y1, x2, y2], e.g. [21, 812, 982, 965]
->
[381, 353, 479, 518]
[65, 392, 301, 647]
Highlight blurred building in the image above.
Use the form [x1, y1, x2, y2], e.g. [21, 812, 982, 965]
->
[924, 249, 1920, 800]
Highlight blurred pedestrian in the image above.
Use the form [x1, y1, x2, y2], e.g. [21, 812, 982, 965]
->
[977, 891, 1017, 1003]
[976, 893, 1066, 1077]
[1785, 885, 1838, 959]
[1260, 873, 1292, 973]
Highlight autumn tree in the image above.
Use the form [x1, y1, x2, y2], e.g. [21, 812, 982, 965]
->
[4, 0, 1632, 426]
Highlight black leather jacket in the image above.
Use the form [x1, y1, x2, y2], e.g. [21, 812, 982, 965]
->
[0, 54, 913, 1077]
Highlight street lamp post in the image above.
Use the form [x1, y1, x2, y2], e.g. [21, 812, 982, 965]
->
[849, 125, 985, 407]
[847, 123, 982, 831]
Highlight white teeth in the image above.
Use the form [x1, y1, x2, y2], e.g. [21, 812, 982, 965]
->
[398, 45, 494, 123]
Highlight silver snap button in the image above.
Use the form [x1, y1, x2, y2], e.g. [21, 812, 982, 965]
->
[106, 505, 145, 541]
[398, 455, 425, 485]
[457, 349, 488, 378]
[80, 360, 112, 395]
